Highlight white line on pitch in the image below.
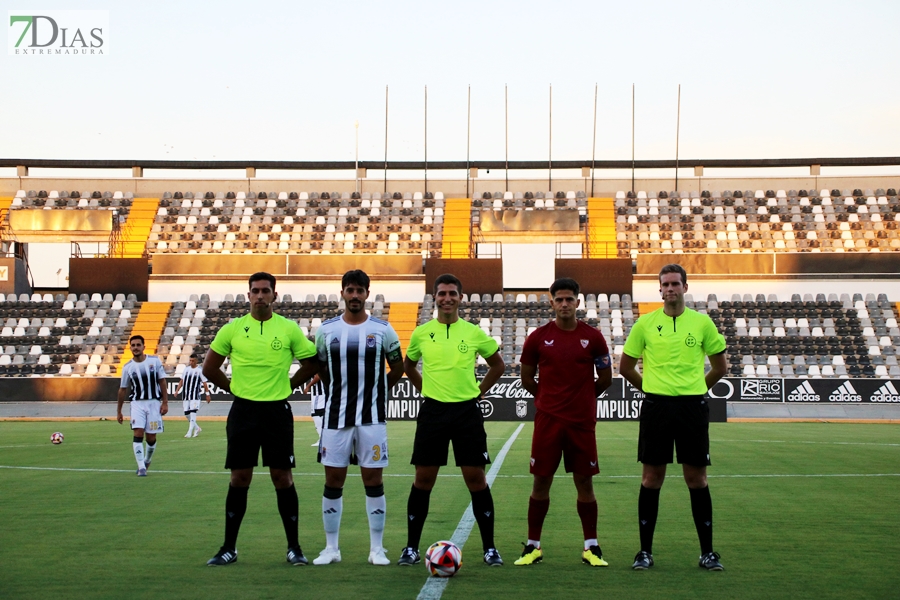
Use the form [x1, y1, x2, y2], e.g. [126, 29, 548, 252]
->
[416, 423, 525, 600]
[1, 464, 898, 482]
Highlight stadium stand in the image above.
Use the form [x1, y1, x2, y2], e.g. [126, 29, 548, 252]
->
[3, 181, 899, 383]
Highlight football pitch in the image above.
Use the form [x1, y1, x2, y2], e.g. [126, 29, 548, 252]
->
[1, 419, 898, 600]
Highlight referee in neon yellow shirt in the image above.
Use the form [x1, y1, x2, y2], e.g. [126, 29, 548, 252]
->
[398, 274, 506, 567]
[203, 272, 318, 567]
[619, 264, 727, 572]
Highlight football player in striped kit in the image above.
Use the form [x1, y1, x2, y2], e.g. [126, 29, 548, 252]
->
[175, 353, 211, 438]
[311, 270, 404, 567]
[117, 335, 169, 476]
[304, 373, 326, 446]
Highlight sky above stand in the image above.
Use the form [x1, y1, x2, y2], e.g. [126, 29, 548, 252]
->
[3, 0, 899, 176]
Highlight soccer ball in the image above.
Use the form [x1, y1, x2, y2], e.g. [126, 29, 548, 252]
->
[425, 540, 462, 577]
[50, 432, 64, 445]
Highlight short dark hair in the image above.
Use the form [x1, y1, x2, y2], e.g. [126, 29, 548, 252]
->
[129, 335, 145, 345]
[249, 271, 276, 290]
[341, 269, 370, 291]
[550, 277, 579, 298]
[433, 273, 462, 295]
[658, 263, 687, 285]
[189, 353, 198, 360]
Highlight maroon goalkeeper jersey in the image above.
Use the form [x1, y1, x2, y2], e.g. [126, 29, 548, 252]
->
[520, 320, 610, 426]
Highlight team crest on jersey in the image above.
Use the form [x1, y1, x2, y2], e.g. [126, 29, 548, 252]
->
[457, 340, 468, 353]
[684, 334, 697, 347]
[580, 339, 589, 348]
[271, 338, 283, 350]
[366, 334, 377, 348]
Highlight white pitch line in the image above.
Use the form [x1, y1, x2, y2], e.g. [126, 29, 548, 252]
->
[417, 423, 524, 600]
[1, 464, 899, 481]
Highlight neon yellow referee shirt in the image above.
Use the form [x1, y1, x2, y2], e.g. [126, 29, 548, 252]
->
[622, 307, 726, 396]
[210, 313, 316, 401]
[406, 318, 499, 402]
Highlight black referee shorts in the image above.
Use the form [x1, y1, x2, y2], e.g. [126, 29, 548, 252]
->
[411, 397, 491, 467]
[225, 397, 296, 470]
[637, 394, 711, 467]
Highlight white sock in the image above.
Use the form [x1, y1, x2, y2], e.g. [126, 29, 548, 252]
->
[366, 494, 386, 550]
[186, 416, 194, 435]
[584, 538, 598, 549]
[322, 496, 342, 549]
[190, 413, 197, 431]
[145, 441, 156, 464]
[527, 539, 541, 549]
[313, 415, 323, 439]
[132, 441, 145, 469]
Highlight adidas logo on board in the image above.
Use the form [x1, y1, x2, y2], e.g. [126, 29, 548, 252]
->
[829, 381, 862, 402]
[870, 381, 900, 403]
[787, 380, 819, 402]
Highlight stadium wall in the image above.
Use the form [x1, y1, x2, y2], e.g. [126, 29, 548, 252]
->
[148, 279, 426, 303]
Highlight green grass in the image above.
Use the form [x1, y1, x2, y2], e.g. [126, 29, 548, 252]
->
[1, 420, 899, 599]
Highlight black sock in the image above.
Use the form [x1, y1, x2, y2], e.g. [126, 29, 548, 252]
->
[276, 484, 300, 549]
[406, 484, 431, 549]
[638, 485, 660, 554]
[470, 486, 496, 552]
[224, 485, 249, 551]
[689, 486, 714, 555]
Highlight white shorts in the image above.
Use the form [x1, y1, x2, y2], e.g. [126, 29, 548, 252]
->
[131, 400, 164, 433]
[319, 423, 388, 469]
[311, 394, 326, 414]
[183, 399, 201, 414]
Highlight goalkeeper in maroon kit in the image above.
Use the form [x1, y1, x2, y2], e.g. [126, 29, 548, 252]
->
[514, 278, 612, 567]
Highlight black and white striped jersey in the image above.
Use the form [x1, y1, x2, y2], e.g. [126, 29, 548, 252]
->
[309, 379, 326, 411]
[179, 365, 207, 401]
[315, 315, 402, 429]
[120, 356, 165, 401]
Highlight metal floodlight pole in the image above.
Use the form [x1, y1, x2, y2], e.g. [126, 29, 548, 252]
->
[549, 84, 553, 191]
[424, 85, 428, 195]
[466, 85, 471, 198]
[505, 84, 509, 193]
[591, 82, 598, 198]
[355, 120, 359, 195]
[675, 84, 681, 192]
[384, 85, 389, 194]
[631, 84, 635, 194]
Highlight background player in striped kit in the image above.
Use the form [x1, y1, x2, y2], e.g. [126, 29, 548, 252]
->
[175, 353, 211, 438]
[304, 373, 326, 446]
[117, 335, 169, 476]
[311, 270, 404, 567]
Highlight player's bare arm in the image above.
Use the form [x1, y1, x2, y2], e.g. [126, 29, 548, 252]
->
[387, 358, 405, 389]
[705, 351, 728, 391]
[158, 372, 168, 415]
[202, 349, 231, 394]
[619, 353, 642, 392]
[116, 387, 127, 424]
[520, 363, 538, 397]
[403, 356, 423, 392]
[594, 364, 613, 397]
[302, 373, 320, 394]
[479, 351, 505, 396]
[290, 357, 319, 391]
[203, 380, 211, 403]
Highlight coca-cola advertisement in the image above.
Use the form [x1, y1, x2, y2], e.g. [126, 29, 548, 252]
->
[383, 376, 656, 422]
